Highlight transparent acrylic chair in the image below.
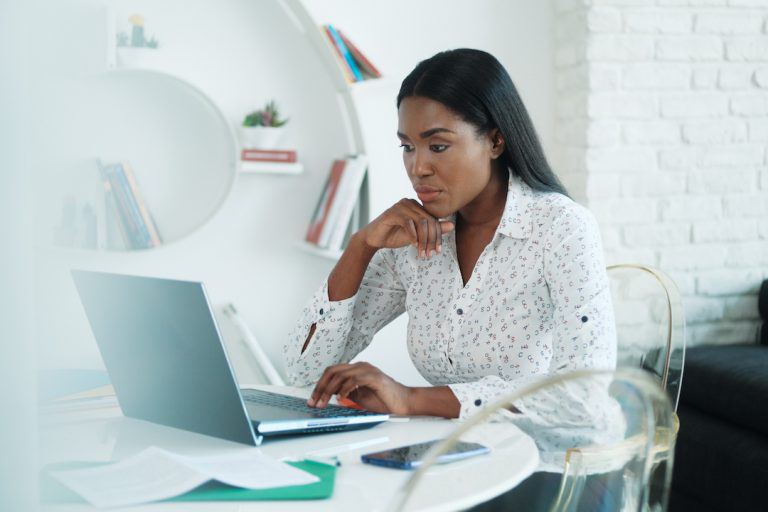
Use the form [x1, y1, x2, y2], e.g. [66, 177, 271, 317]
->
[606, 264, 686, 411]
[388, 368, 676, 512]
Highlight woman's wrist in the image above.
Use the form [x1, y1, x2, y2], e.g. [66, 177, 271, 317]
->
[406, 386, 461, 418]
[327, 231, 378, 302]
[349, 229, 378, 258]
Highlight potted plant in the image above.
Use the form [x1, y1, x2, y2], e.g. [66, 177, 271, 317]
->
[115, 14, 161, 69]
[241, 100, 289, 149]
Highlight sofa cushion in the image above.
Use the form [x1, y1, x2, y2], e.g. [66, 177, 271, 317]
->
[672, 404, 768, 512]
[680, 344, 768, 437]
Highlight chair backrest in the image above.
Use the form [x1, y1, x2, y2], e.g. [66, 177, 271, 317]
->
[389, 368, 677, 512]
[607, 264, 686, 411]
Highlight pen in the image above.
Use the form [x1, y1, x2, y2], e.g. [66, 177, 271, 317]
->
[303, 455, 341, 467]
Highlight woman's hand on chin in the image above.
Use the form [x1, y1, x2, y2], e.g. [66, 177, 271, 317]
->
[359, 198, 454, 259]
[307, 362, 413, 415]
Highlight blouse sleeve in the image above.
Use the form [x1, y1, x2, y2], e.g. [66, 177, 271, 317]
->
[447, 202, 617, 463]
[283, 249, 407, 386]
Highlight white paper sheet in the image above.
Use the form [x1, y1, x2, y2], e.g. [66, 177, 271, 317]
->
[50, 446, 320, 508]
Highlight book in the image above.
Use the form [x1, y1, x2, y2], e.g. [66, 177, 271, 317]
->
[317, 156, 358, 248]
[101, 163, 144, 249]
[241, 149, 297, 163]
[102, 176, 128, 250]
[98, 162, 160, 250]
[325, 24, 364, 82]
[122, 161, 162, 247]
[115, 163, 152, 248]
[305, 159, 346, 244]
[80, 160, 111, 250]
[305, 174, 332, 244]
[326, 155, 368, 251]
[342, 171, 369, 251]
[338, 30, 381, 79]
[322, 25, 355, 83]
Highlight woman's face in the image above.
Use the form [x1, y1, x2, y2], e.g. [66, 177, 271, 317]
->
[397, 96, 503, 219]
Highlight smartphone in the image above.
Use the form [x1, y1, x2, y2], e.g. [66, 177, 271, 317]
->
[360, 439, 490, 470]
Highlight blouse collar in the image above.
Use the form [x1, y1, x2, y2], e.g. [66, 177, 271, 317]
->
[496, 173, 535, 240]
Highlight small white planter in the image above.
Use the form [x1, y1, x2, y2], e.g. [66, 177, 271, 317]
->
[116, 47, 163, 70]
[240, 126, 285, 149]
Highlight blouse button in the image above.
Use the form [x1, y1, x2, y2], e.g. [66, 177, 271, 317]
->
[457, 308, 464, 315]
[319, 308, 324, 316]
[474, 399, 482, 406]
[581, 315, 588, 323]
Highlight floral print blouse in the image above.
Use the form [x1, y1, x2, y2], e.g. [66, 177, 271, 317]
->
[284, 174, 617, 468]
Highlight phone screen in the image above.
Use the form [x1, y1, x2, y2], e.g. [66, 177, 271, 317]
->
[361, 440, 490, 469]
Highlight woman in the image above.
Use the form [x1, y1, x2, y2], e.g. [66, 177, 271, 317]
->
[284, 49, 617, 503]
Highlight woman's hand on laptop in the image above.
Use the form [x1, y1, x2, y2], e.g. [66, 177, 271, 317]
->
[307, 362, 411, 415]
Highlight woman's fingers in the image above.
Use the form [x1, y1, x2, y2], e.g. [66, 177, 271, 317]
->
[309, 364, 350, 406]
[433, 217, 442, 255]
[318, 367, 363, 407]
[419, 218, 430, 258]
[337, 377, 362, 401]
[383, 198, 453, 258]
[407, 217, 418, 247]
[308, 362, 409, 415]
[439, 220, 455, 234]
[402, 200, 451, 259]
[310, 363, 374, 408]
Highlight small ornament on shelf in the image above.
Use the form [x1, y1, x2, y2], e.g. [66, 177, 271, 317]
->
[115, 14, 161, 69]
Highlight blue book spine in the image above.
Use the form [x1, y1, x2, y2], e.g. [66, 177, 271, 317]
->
[327, 24, 363, 82]
[114, 164, 152, 248]
[104, 166, 142, 249]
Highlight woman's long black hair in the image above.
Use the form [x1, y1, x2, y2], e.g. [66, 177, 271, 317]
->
[397, 48, 568, 197]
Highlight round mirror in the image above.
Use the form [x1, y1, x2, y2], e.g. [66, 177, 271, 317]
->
[49, 69, 236, 250]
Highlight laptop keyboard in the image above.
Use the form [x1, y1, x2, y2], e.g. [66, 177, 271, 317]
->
[240, 389, 381, 418]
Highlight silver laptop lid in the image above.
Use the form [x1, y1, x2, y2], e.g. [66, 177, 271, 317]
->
[72, 270, 259, 446]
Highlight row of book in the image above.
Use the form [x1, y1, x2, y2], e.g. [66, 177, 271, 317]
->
[98, 161, 162, 250]
[305, 154, 368, 253]
[321, 24, 381, 83]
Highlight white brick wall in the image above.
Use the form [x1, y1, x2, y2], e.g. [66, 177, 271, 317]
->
[554, 0, 768, 347]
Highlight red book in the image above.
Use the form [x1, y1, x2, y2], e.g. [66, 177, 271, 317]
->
[305, 159, 346, 244]
[241, 149, 297, 163]
[338, 29, 381, 78]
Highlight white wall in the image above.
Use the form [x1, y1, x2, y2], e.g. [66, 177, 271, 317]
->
[33, 0, 556, 386]
[553, 0, 768, 346]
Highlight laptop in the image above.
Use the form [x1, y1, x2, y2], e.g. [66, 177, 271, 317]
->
[71, 270, 389, 446]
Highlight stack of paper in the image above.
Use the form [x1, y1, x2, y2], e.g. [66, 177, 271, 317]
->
[50, 446, 319, 508]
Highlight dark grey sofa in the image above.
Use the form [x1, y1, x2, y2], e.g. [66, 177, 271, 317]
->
[669, 342, 768, 511]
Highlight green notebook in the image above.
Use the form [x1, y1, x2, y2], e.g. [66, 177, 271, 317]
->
[41, 459, 336, 504]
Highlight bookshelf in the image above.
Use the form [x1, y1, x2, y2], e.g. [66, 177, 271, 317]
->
[279, 0, 396, 261]
[44, 1, 396, 258]
[40, 68, 237, 252]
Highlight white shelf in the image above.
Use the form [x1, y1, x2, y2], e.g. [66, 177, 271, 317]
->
[295, 241, 343, 261]
[239, 161, 304, 175]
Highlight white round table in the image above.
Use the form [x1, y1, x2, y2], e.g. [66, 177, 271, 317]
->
[39, 385, 539, 512]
